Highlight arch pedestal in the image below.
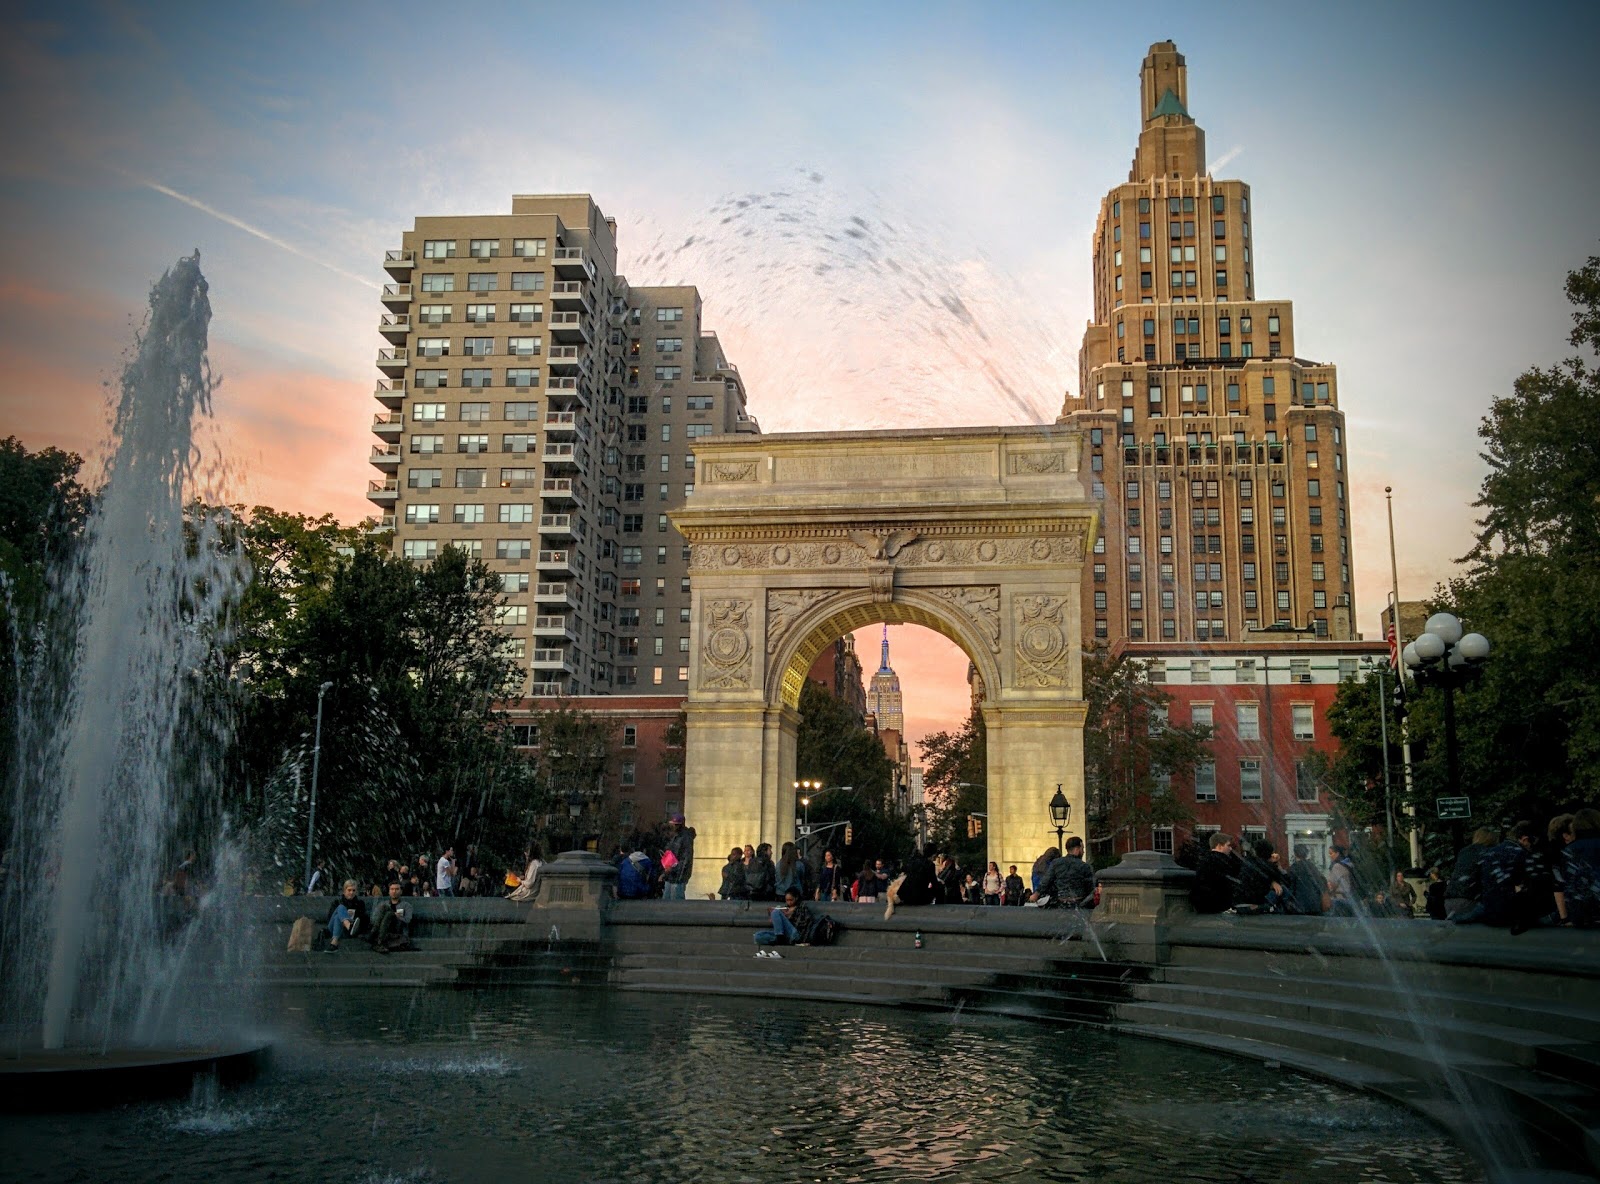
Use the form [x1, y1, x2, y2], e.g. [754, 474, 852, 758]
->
[672, 426, 1099, 898]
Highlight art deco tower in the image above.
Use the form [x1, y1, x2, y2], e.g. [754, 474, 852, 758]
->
[1063, 42, 1355, 645]
[867, 626, 904, 736]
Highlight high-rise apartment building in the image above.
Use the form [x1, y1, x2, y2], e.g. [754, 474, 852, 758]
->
[1062, 43, 1355, 646]
[370, 194, 757, 696]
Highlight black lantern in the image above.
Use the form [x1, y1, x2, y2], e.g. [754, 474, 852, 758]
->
[1049, 784, 1070, 849]
[566, 788, 585, 853]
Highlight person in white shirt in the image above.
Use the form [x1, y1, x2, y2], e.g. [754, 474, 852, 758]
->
[436, 846, 456, 897]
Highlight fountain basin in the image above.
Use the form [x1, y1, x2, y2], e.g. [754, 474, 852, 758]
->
[0, 1042, 270, 1111]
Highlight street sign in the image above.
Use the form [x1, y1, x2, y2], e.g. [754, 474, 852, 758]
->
[797, 824, 812, 836]
[1436, 796, 1471, 821]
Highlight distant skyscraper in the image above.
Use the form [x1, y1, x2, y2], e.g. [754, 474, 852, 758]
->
[867, 626, 904, 735]
[1062, 42, 1355, 645]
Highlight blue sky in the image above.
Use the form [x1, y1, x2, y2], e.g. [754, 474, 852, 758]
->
[2, 0, 1596, 738]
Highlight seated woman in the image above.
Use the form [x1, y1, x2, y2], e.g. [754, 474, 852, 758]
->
[752, 889, 807, 953]
[324, 880, 370, 950]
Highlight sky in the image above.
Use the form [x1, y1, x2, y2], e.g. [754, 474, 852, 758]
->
[2, 1, 1597, 754]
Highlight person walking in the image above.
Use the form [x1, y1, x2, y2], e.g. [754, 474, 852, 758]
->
[1390, 870, 1418, 918]
[1003, 865, 1026, 906]
[816, 850, 842, 901]
[435, 846, 457, 898]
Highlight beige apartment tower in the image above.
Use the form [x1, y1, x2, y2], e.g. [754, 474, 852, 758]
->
[371, 194, 757, 695]
[1063, 42, 1355, 645]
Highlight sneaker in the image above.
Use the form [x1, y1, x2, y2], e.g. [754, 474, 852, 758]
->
[793, 943, 810, 947]
[768, 951, 783, 958]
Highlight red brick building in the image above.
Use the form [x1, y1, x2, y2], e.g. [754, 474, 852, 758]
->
[509, 696, 685, 839]
[1109, 631, 1387, 867]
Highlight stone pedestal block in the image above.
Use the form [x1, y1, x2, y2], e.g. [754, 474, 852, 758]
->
[534, 850, 618, 942]
[1093, 850, 1196, 963]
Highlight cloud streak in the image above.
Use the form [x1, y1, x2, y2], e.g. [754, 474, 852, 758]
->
[1208, 144, 1244, 174]
[118, 170, 380, 291]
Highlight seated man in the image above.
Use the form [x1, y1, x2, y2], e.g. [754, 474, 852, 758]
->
[1032, 837, 1097, 908]
[324, 880, 370, 950]
[372, 881, 416, 953]
[1192, 833, 1242, 914]
[752, 889, 807, 953]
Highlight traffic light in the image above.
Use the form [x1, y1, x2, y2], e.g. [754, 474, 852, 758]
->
[844, 822, 854, 845]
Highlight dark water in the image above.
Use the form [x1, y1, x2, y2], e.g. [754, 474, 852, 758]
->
[2, 989, 1481, 1184]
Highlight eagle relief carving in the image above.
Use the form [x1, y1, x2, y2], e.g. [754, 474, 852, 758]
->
[846, 529, 919, 561]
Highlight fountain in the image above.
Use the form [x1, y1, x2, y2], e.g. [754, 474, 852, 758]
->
[1, 252, 266, 1102]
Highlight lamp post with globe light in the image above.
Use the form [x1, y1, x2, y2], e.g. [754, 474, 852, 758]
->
[1401, 612, 1490, 850]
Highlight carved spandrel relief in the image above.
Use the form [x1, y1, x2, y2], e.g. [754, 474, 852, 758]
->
[701, 598, 754, 690]
[708, 461, 758, 483]
[1014, 594, 1070, 687]
[930, 586, 1002, 652]
[1008, 451, 1068, 475]
[766, 589, 836, 654]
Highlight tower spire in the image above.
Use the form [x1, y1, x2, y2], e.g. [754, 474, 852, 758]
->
[879, 624, 890, 673]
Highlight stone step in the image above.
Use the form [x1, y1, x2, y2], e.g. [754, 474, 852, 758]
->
[1157, 963, 1600, 1044]
[620, 981, 904, 1008]
[615, 961, 957, 999]
[1129, 981, 1586, 1070]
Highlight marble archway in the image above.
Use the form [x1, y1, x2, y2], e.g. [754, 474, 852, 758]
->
[670, 425, 1099, 897]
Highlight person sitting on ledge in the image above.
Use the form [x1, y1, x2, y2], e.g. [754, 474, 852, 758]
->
[325, 880, 370, 950]
[1286, 845, 1326, 916]
[752, 889, 807, 953]
[1192, 833, 1241, 914]
[1235, 840, 1288, 914]
[1327, 844, 1358, 916]
[617, 850, 653, 899]
[1032, 837, 1097, 908]
[372, 881, 416, 953]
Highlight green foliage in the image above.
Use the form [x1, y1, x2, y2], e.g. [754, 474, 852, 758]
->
[1082, 648, 1211, 855]
[795, 679, 911, 866]
[918, 711, 987, 865]
[1406, 255, 1600, 832]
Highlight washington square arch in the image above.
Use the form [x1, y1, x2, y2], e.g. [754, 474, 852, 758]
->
[671, 424, 1099, 898]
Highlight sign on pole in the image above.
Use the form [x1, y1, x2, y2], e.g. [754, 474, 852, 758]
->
[1436, 796, 1471, 821]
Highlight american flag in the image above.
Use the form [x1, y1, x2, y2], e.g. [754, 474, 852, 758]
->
[1387, 619, 1399, 669]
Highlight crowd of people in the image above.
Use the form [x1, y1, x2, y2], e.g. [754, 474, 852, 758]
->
[1180, 807, 1600, 932]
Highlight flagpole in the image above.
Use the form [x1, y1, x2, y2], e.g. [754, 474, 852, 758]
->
[1386, 486, 1422, 866]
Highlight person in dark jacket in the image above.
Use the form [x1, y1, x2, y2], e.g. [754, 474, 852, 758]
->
[1031, 847, 1060, 895]
[1033, 838, 1097, 908]
[1558, 809, 1600, 927]
[1003, 865, 1026, 906]
[1286, 845, 1325, 916]
[372, 882, 415, 953]
[324, 881, 370, 949]
[935, 855, 962, 904]
[895, 852, 939, 907]
[718, 848, 749, 900]
[1509, 819, 1559, 934]
[746, 843, 777, 901]
[1236, 841, 1287, 912]
[773, 841, 808, 899]
[1192, 833, 1241, 914]
[1445, 828, 1497, 918]
[1454, 832, 1525, 926]
[661, 814, 695, 900]
[617, 851, 652, 899]
[1424, 866, 1448, 920]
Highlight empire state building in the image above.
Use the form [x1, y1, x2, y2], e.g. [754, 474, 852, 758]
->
[867, 626, 904, 735]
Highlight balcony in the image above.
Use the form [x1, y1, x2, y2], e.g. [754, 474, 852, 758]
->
[373, 381, 406, 409]
[530, 648, 573, 671]
[542, 442, 579, 469]
[366, 514, 397, 535]
[366, 479, 399, 504]
[547, 345, 584, 372]
[543, 411, 577, 434]
[370, 444, 402, 469]
[377, 347, 408, 375]
[528, 681, 566, 698]
[548, 310, 590, 344]
[381, 282, 412, 308]
[539, 512, 575, 539]
[533, 582, 577, 609]
[533, 614, 577, 642]
[537, 549, 573, 574]
[379, 313, 411, 341]
[540, 478, 577, 504]
[551, 280, 593, 315]
[383, 249, 415, 278]
[372, 411, 404, 437]
[552, 246, 595, 280]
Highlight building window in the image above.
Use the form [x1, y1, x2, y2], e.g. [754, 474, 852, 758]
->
[1191, 702, 1213, 729]
[1195, 762, 1217, 801]
[1292, 703, 1315, 740]
[1295, 760, 1319, 802]
[1191, 659, 1210, 683]
[1240, 760, 1263, 801]
[1153, 826, 1175, 855]
[1236, 701, 1260, 740]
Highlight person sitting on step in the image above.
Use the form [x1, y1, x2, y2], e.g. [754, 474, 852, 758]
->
[372, 881, 415, 953]
[324, 880, 370, 950]
[752, 889, 807, 953]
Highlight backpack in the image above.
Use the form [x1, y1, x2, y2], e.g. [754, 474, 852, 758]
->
[809, 914, 841, 947]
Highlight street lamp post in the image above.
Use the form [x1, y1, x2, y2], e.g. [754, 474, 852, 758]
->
[1049, 784, 1071, 851]
[303, 680, 333, 894]
[1401, 612, 1491, 852]
[566, 787, 585, 854]
[793, 779, 822, 831]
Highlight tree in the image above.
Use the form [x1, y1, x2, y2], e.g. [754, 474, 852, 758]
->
[794, 679, 910, 866]
[918, 710, 987, 865]
[1082, 648, 1211, 860]
[1413, 255, 1600, 830]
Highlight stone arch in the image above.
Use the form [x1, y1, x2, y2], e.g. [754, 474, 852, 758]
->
[670, 425, 1098, 898]
[767, 588, 1003, 714]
